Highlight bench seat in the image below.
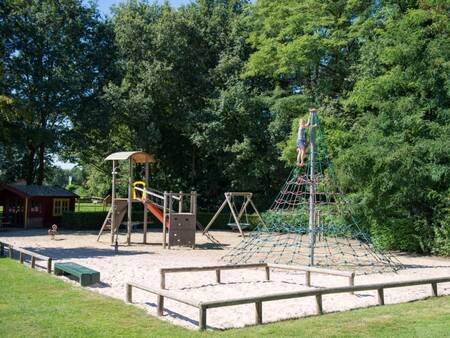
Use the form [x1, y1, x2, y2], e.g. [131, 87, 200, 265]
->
[54, 262, 100, 286]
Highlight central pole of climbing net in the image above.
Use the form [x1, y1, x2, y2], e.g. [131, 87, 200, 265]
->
[308, 109, 317, 266]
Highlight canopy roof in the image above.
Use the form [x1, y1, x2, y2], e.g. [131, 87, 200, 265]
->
[105, 151, 156, 163]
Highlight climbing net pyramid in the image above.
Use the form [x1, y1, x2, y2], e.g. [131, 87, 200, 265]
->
[222, 112, 402, 273]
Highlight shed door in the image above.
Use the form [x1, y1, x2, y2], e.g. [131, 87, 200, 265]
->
[5, 198, 25, 226]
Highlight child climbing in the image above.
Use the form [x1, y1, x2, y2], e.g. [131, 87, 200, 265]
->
[296, 108, 317, 167]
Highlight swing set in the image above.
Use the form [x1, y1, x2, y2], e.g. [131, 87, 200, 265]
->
[202, 192, 266, 237]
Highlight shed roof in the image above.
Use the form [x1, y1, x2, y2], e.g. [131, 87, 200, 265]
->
[1, 184, 79, 198]
[105, 151, 156, 163]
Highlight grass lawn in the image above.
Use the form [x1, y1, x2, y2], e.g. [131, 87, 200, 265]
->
[76, 202, 107, 212]
[1, 258, 450, 338]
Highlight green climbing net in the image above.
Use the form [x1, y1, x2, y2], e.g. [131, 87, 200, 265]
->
[221, 113, 403, 273]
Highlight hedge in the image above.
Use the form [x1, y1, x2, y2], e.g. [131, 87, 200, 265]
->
[61, 210, 263, 231]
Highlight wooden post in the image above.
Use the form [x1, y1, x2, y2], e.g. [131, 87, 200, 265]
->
[431, 282, 438, 297]
[315, 294, 323, 315]
[265, 266, 270, 281]
[127, 158, 133, 246]
[126, 283, 132, 303]
[111, 160, 117, 245]
[19, 251, 24, 264]
[192, 191, 197, 217]
[308, 109, 318, 266]
[157, 295, 164, 316]
[377, 288, 384, 305]
[178, 191, 183, 213]
[237, 195, 251, 220]
[168, 194, 173, 249]
[226, 193, 245, 237]
[216, 269, 221, 284]
[255, 301, 263, 324]
[31, 256, 36, 269]
[202, 198, 228, 234]
[190, 191, 197, 215]
[249, 198, 267, 228]
[9, 245, 13, 258]
[47, 258, 52, 273]
[160, 270, 166, 289]
[163, 192, 168, 248]
[305, 271, 311, 286]
[0, 242, 4, 256]
[349, 273, 355, 294]
[199, 305, 207, 331]
[24, 198, 29, 229]
[143, 163, 149, 244]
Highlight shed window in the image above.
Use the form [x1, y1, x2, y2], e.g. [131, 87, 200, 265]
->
[53, 199, 69, 216]
[30, 201, 42, 215]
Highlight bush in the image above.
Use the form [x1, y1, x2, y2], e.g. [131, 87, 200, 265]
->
[433, 210, 450, 256]
[61, 210, 263, 231]
[61, 211, 108, 230]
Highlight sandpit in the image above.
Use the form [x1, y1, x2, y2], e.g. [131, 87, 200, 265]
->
[1, 229, 450, 330]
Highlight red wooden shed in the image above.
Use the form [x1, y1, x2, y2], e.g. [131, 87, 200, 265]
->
[0, 184, 78, 228]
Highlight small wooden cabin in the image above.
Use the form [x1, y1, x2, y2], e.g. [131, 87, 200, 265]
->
[0, 184, 78, 228]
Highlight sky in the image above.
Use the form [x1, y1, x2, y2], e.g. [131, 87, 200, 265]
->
[96, 0, 192, 16]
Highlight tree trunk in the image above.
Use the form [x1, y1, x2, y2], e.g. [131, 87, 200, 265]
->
[191, 145, 196, 187]
[36, 142, 45, 185]
[25, 143, 35, 185]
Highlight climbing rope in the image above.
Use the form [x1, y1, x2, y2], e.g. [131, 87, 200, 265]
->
[222, 113, 403, 274]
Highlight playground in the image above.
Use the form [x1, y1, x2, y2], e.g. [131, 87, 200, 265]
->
[1, 228, 450, 330]
[1, 109, 450, 331]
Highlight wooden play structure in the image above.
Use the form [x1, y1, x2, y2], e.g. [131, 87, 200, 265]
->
[96, 151, 197, 248]
[202, 192, 265, 237]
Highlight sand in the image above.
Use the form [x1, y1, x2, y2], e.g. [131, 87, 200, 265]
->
[1, 229, 450, 330]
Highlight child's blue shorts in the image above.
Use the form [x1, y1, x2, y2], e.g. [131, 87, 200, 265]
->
[297, 139, 306, 148]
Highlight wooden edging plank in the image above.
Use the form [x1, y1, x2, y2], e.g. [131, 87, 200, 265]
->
[160, 263, 268, 274]
[0, 241, 52, 273]
[268, 263, 354, 277]
[160, 263, 356, 290]
[126, 275, 450, 331]
[200, 276, 450, 309]
[126, 282, 200, 308]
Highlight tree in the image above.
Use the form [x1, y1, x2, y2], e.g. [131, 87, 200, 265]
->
[243, 0, 373, 101]
[1, 0, 113, 184]
[338, 3, 450, 253]
[103, 0, 273, 205]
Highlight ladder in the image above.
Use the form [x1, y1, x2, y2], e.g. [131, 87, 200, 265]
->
[96, 208, 113, 241]
[97, 200, 128, 242]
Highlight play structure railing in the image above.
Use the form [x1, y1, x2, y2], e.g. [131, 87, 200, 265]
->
[0, 241, 52, 273]
[133, 182, 186, 212]
[126, 272, 450, 331]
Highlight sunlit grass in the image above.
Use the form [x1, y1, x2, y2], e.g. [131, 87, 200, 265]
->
[1, 258, 450, 337]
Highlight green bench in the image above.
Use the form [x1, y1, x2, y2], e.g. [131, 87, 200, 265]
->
[54, 262, 100, 287]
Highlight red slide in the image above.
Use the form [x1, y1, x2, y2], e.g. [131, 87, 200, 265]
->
[145, 202, 165, 224]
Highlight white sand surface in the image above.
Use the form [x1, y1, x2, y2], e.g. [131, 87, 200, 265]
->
[1, 229, 450, 330]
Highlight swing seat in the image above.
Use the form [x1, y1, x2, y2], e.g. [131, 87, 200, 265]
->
[227, 222, 251, 230]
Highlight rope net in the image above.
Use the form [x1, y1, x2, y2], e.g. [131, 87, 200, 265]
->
[221, 113, 403, 274]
